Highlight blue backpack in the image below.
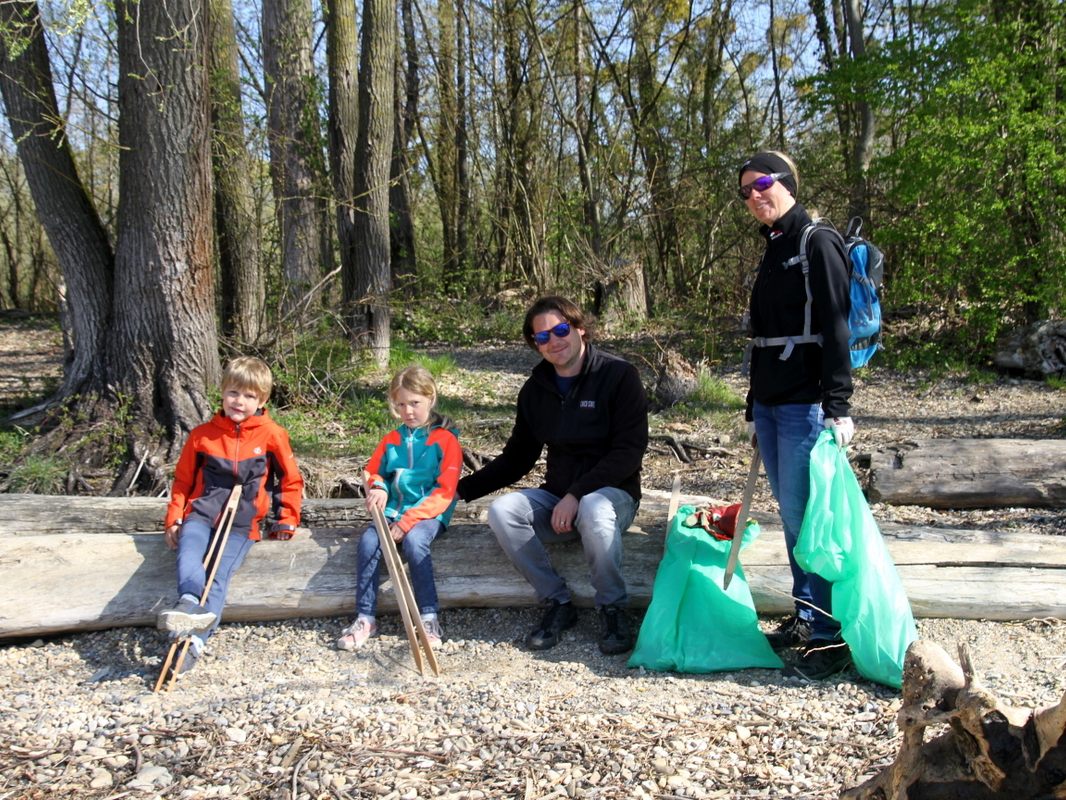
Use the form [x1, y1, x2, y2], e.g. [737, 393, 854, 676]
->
[754, 216, 884, 369]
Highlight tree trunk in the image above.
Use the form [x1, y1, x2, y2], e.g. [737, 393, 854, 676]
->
[0, 0, 113, 400]
[112, 0, 219, 477]
[262, 0, 325, 315]
[388, 0, 419, 294]
[208, 0, 264, 345]
[843, 0, 874, 221]
[496, 0, 547, 289]
[325, 0, 360, 314]
[350, 0, 396, 367]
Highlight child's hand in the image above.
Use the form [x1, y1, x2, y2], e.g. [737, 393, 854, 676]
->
[390, 524, 406, 542]
[164, 523, 181, 550]
[268, 524, 296, 540]
[365, 488, 388, 513]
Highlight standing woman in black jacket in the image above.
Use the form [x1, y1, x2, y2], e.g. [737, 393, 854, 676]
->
[739, 151, 855, 680]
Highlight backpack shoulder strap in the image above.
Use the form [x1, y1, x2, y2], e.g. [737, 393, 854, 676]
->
[753, 221, 830, 360]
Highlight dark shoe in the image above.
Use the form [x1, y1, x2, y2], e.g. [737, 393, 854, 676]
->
[527, 600, 578, 650]
[158, 598, 216, 637]
[598, 605, 634, 655]
[784, 639, 851, 680]
[764, 615, 812, 651]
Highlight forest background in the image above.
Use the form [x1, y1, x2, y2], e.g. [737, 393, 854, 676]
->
[0, 0, 1063, 495]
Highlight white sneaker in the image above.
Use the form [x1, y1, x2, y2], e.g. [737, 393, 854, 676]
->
[421, 615, 443, 647]
[336, 616, 377, 651]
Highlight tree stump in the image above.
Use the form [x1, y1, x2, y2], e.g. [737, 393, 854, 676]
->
[843, 640, 1066, 799]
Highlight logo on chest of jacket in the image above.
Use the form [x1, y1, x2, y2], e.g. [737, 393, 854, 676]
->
[580, 400, 596, 409]
[253, 447, 263, 455]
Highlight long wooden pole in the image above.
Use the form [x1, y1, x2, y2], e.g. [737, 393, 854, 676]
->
[154, 484, 243, 692]
[370, 504, 440, 676]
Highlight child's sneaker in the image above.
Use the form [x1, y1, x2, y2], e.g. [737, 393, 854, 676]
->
[165, 636, 203, 680]
[336, 616, 377, 651]
[421, 615, 443, 647]
[157, 597, 216, 637]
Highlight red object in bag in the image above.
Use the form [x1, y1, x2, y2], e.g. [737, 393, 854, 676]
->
[685, 503, 742, 541]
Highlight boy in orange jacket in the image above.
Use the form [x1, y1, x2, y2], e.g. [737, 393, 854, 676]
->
[157, 356, 303, 675]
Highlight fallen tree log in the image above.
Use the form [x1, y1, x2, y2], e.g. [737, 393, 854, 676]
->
[2, 493, 1064, 638]
[843, 640, 1066, 799]
[864, 438, 1066, 508]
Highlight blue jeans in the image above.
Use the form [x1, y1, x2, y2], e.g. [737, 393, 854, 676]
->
[753, 400, 839, 640]
[355, 518, 441, 617]
[487, 487, 637, 608]
[175, 518, 254, 642]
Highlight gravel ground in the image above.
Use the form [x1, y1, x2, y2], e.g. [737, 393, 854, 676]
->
[1, 614, 1064, 799]
[2, 331, 1066, 799]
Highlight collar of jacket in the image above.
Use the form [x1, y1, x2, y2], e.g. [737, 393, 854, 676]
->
[210, 406, 271, 433]
[759, 202, 810, 243]
[530, 342, 605, 392]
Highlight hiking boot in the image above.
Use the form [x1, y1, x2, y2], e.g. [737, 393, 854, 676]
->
[764, 615, 812, 651]
[784, 639, 852, 680]
[421, 616, 443, 648]
[527, 600, 578, 650]
[598, 605, 634, 655]
[336, 617, 377, 651]
[157, 598, 216, 637]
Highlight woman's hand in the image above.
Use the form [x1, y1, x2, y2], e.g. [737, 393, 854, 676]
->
[824, 416, 855, 448]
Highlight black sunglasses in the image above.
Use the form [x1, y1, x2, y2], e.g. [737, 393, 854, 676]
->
[738, 172, 790, 200]
[532, 322, 572, 345]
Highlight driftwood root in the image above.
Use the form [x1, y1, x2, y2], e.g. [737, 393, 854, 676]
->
[843, 640, 1066, 799]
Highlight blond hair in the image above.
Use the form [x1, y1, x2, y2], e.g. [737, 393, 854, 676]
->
[388, 365, 439, 423]
[221, 356, 273, 403]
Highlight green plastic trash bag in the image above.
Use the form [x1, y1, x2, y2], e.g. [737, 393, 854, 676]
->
[628, 505, 783, 673]
[795, 430, 917, 688]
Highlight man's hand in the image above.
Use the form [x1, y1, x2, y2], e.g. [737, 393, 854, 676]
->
[551, 493, 579, 533]
[164, 523, 181, 551]
[365, 487, 388, 513]
[747, 421, 757, 448]
[390, 524, 406, 543]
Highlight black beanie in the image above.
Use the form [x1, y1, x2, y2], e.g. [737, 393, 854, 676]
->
[738, 152, 797, 197]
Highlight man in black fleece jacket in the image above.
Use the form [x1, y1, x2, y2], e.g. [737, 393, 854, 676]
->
[457, 295, 649, 655]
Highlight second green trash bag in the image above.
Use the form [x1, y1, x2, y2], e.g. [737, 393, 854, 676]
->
[795, 430, 918, 688]
[628, 505, 783, 673]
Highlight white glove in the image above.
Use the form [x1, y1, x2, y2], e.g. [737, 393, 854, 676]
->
[824, 416, 854, 448]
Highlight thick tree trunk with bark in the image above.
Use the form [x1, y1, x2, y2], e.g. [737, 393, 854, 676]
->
[0, 0, 113, 400]
[389, 0, 419, 293]
[844, 640, 1066, 799]
[350, 0, 395, 367]
[208, 0, 264, 345]
[113, 0, 219, 477]
[326, 0, 360, 313]
[262, 0, 325, 314]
